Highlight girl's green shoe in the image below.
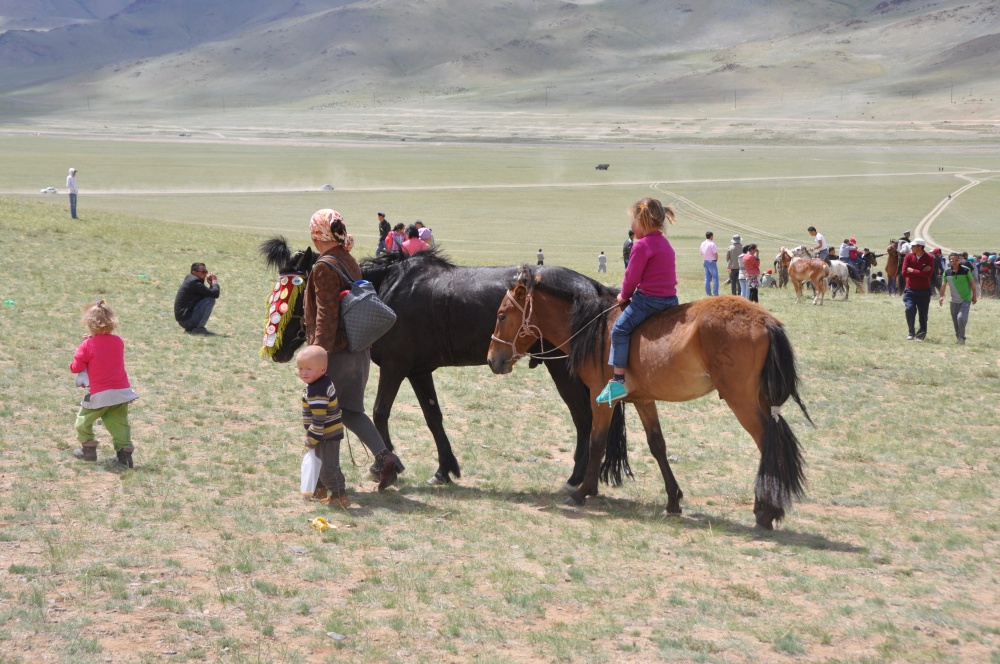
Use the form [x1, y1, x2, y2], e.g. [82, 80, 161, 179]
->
[595, 379, 627, 405]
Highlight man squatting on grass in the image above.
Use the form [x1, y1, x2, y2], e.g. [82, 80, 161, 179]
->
[174, 262, 220, 334]
[296, 345, 348, 506]
[939, 252, 978, 344]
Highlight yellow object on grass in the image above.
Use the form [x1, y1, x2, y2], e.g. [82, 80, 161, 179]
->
[309, 516, 333, 531]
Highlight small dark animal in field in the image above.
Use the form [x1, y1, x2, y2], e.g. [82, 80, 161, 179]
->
[595, 163, 610, 170]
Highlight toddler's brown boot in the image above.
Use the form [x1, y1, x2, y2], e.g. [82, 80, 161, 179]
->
[73, 440, 99, 462]
[116, 445, 134, 469]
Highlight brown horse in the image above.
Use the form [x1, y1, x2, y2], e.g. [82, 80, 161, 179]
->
[787, 247, 830, 305]
[884, 241, 900, 295]
[487, 266, 812, 530]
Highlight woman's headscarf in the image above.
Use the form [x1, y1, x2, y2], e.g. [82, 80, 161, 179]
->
[309, 209, 342, 243]
[309, 208, 353, 251]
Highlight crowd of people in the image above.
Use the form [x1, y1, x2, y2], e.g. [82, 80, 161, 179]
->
[701, 225, 986, 345]
[375, 212, 434, 257]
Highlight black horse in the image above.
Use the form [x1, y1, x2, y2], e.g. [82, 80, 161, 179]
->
[259, 238, 602, 489]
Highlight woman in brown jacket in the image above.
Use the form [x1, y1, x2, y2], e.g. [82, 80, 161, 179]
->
[303, 209, 404, 504]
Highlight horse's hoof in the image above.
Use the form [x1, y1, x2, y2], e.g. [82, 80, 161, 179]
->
[557, 482, 580, 495]
[564, 495, 585, 507]
[662, 508, 682, 517]
[427, 471, 452, 486]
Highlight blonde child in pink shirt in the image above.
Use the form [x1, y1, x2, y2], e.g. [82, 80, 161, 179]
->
[70, 300, 139, 467]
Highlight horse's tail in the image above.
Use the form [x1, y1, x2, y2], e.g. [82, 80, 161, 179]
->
[756, 320, 810, 513]
[259, 236, 293, 271]
[599, 402, 632, 486]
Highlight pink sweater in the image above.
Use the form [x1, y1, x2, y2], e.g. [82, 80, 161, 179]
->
[621, 231, 677, 299]
[742, 253, 761, 276]
[70, 334, 131, 395]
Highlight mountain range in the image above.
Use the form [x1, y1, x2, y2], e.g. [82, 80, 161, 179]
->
[2, 0, 999, 125]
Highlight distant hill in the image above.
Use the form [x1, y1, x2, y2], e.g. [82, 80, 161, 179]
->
[1, 0, 998, 131]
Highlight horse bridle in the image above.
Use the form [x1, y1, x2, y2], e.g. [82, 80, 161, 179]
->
[490, 286, 546, 363]
[490, 284, 620, 363]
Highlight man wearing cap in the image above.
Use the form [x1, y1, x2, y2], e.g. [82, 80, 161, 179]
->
[898, 232, 912, 256]
[67, 168, 79, 219]
[901, 238, 934, 340]
[622, 230, 635, 268]
[699, 231, 719, 296]
[375, 213, 390, 257]
[726, 234, 743, 295]
[939, 252, 978, 344]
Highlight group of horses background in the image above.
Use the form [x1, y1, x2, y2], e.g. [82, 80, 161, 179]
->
[262, 238, 810, 529]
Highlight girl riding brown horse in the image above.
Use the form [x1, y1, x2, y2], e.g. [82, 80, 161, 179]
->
[487, 265, 813, 530]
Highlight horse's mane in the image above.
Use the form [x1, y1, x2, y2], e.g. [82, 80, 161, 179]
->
[511, 265, 619, 374]
[360, 246, 457, 291]
[259, 236, 316, 273]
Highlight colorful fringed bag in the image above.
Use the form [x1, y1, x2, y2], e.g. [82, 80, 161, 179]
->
[259, 271, 307, 358]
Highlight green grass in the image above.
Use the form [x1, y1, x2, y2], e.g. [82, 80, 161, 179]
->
[0, 143, 999, 662]
[2, 136, 999, 274]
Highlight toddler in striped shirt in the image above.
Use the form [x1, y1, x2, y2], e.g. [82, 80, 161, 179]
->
[297, 345, 347, 507]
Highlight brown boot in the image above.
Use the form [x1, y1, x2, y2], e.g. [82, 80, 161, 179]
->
[321, 490, 350, 508]
[375, 450, 405, 492]
[73, 440, 99, 462]
[115, 445, 134, 469]
[310, 485, 329, 502]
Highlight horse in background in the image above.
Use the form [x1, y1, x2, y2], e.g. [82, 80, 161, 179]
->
[487, 265, 812, 530]
[828, 260, 867, 300]
[858, 250, 879, 290]
[260, 237, 603, 491]
[787, 246, 831, 305]
[884, 241, 901, 296]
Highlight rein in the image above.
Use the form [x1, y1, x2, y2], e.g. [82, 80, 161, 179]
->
[490, 286, 619, 362]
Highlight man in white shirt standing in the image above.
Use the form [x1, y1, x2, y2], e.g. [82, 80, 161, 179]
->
[67, 168, 79, 219]
[807, 226, 828, 262]
[699, 231, 719, 296]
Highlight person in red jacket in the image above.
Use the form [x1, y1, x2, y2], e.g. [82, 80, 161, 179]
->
[70, 300, 139, 467]
[901, 238, 935, 340]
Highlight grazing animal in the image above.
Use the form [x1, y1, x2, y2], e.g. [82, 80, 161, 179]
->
[487, 266, 812, 530]
[595, 163, 610, 170]
[787, 247, 831, 305]
[260, 238, 611, 490]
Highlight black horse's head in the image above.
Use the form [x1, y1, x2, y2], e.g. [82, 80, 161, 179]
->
[259, 236, 316, 363]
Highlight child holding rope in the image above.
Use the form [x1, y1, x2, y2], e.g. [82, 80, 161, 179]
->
[596, 198, 677, 405]
[70, 300, 139, 467]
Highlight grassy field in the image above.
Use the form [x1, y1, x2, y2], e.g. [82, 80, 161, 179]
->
[2, 135, 999, 276]
[1, 180, 999, 663]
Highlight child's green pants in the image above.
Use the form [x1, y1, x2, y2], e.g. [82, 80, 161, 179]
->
[76, 403, 131, 451]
